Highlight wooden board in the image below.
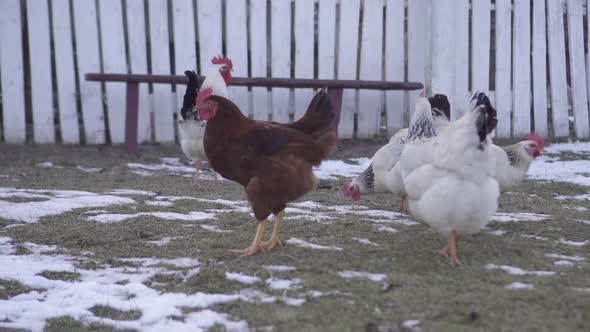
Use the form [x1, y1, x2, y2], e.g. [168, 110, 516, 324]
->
[271, 0, 293, 123]
[512, 0, 531, 136]
[357, 0, 384, 138]
[337, 0, 361, 138]
[566, 0, 589, 137]
[249, 0, 269, 120]
[384, 0, 405, 134]
[225, 0, 250, 116]
[293, 0, 314, 121]
[0, 0, 26, 143]
[532, 0, 548, 136]
[72, 0, 105, 144]
[453, 0, 469, 110]
[430, 1, 454, 110]
[98, 0, 127, 143]
[27, 0, 55, 143]
[318, 0, 336, 79]
[471, 0, 491, 92]
[494, 0, 512, 137]
[547, 0, 570, 137]
[126, 0, 151, 143]
[407, 0, 429, 118]
[51, 0, 79, 144]
[172, 0, 197, 112]
[148, 0, 175, 142]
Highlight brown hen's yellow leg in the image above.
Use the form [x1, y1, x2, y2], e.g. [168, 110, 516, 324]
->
[213, 172, 219, 185]
[261, 210, 284, 250]
[193, 160, 201, 190]
[228, 219, 267, 256]
[447, 230, 460, 267]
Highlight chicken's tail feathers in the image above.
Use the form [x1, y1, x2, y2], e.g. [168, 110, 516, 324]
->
[180, 70, 200, 121]
[288, 87, 341, 136]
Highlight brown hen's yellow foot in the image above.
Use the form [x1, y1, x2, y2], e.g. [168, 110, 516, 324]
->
[228, 219, 267, 257]
[213, 172, 219, 185]
[261, 237, 283, 250]
[228, 244, 266, 256]
[261, 210, 285, 250]
[435, 246, 450, 257]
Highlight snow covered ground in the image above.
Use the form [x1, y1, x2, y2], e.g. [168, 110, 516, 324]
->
[0, 141, 588, 331]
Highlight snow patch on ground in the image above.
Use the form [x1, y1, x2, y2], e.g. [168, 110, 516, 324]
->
[0, 238, 246, 332]
[313, 158, 370, 180]
[377, 226, 398, 233]
[87, 211, 215, 224]
[265, 278, 302, 290]
[337, 271, 387, 282]
[77, 166, 103, 173]
[487, 229, 507, 236]
[505, 282, 534, 290]
[553, 260, 575, 267]
[351, 237, 380, 246]
[492, 212, 550, 223]
[36, 161, 62, 168]
[286, 238, 343, 251]
[544, 141, 590, 154]
[0, 187, 135, 223]
[485, 264, 555, 276]
[557, 239, 588, 247]
[147, 237, 178, 246]
[200, 224, 231, 233]
[262, 265, 296, 272]
[555, 193, 590, 201]
[402, 320, 420, 329]
[145, 200, 174, 207]
[225, 272, 261, 285]
[545, 253, 585, 261]
[529, 156, 590, 186]
[107, 189, 156, 196]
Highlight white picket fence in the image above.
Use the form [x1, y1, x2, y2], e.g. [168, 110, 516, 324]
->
[0, 0, 589, 144]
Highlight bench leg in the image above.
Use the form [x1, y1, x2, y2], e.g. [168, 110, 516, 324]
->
[125, 82, 139, 154]
[327, 88, 343, 135]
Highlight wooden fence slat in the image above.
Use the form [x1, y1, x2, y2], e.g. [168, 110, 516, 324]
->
[51, 0, 79, 144]
[225, 0, 250, 116]
[358, 0, 384, 138]
[494, 0, 512, 137]
[471, 0, 491, 93]
[547, 0, 570, 137]
[512, 0, 532, 136]
[126, 0, 151, 143]
[566, 0, 590, 137]
[318, 0, 336, 80]
[0, 0, 26, 143]
[384, 0, 405, 134]
[532, 0, 548, 136]
[98, 0, 127, 144]
[430, 1, 454, 108]
[249, 0, 269, 120]
[148, 0, 174, 142]
[72, 0, 105, 144]
[27, 0, 55, 143]
[453, 0, 469, 112]
[172, 0, 197, 112]
[407, 0, 429, 119]
[271, 0, 293, 123]
[293, 0, 314, 121]
[337, 0, 361, 138]
[587, 0, 590, 119]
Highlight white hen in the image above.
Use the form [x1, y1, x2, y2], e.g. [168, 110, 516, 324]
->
[178, 56, 233, 189]
[403, 92, 499, 266]
[342, 94, 451, 202]
[489, 134, 544, 191]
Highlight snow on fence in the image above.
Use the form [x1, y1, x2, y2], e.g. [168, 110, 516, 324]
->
[0, 0, 589, 144]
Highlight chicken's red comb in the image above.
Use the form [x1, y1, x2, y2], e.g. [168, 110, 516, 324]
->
[196, 87, 213, 105]
[419, 90, 425, 97]
[342, 180, 351, 197]
[525, 132, 545, 148]
[211, 55, 233, 70]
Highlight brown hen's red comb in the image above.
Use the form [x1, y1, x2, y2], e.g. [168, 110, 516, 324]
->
[211, 55, 233, 70]
[525, 132, 545, 148]
[196, 87, 213, 105]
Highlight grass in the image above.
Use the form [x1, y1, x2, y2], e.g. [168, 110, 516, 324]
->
[0, 143, 589, 331]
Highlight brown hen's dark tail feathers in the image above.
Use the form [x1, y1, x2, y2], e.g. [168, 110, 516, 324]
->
[287, 87, 341, 136]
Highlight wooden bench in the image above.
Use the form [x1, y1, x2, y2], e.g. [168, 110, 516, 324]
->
[85, 73, 423, 154]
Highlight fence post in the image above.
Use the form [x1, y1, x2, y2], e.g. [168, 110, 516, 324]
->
[125, 83, 140, 154]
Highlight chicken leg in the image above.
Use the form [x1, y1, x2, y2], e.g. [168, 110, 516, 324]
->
[436, 230, 460, 266]
[261, 210, 284, 250]
[399, 194, 408, 212]
[213, 172, 219, 185]
[228, 219, 267, 256]
[193, 160, 201, 189]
